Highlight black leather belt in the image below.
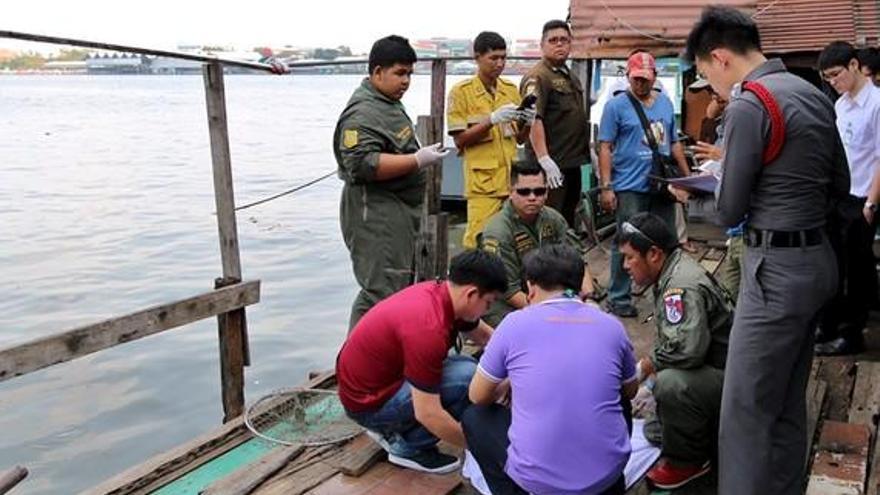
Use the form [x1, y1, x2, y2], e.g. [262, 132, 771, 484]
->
[745, 228, 824, 248]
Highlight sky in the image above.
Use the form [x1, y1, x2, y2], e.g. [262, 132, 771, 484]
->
[2, 0, 571, 54]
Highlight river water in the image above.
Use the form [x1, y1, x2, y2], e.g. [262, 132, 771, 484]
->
[0, 74, 470, 494]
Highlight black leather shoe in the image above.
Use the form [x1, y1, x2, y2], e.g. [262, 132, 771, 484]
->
[606, 302, 638, 318]
[815, 337, 866, 356]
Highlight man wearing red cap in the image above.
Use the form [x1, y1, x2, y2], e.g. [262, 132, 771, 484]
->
[598, 49, 689, 318]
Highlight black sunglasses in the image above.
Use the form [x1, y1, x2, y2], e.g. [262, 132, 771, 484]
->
[514, 187, 548, 197]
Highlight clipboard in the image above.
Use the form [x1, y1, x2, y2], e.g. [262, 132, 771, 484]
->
[649, 174, 718, 195]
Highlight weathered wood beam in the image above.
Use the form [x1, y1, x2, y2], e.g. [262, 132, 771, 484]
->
[0, 466, 27, 495]
[0, 281, 260, 383]
[204, 61, 249, 421]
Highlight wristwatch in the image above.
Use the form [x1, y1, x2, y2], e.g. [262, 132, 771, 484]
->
[866, 201, 877, 212]
[600, 182, 612, 191]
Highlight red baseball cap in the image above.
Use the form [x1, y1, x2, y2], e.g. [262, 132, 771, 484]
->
[627, 52, 656, 79]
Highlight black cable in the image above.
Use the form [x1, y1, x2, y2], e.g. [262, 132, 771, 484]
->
[234, 170, 336, 212]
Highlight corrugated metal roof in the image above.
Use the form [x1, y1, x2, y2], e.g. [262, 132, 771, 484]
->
[571, 0, 880, 59]
[570, 0, 755, 59]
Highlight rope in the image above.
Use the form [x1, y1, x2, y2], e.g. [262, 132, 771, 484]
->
[752, 0, 785, 19]
[234, 170, 336, 212]
[599, 0, 671, 42]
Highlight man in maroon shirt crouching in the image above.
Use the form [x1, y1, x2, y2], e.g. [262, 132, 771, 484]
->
[336, 250, 507, 473]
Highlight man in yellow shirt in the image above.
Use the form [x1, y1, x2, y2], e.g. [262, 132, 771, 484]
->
[448, 31, 532, 248]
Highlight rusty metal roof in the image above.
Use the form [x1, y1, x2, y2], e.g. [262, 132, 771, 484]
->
[756, 0, 880, 53]
[570, 0, 880, 59]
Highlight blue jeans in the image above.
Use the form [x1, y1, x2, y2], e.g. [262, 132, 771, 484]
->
[609, 191, 675, 309]
[345, 354, 476, 457]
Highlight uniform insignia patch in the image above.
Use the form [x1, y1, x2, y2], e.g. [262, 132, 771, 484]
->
[524, 80, 538, 97]
[396, 126, 413, 141]
[343, 129, 358, 148]
[483, 238, 499, 255]
[552, 79, 568, 91]
[540, 224, 556, 239]
[664, 293, 684, 324]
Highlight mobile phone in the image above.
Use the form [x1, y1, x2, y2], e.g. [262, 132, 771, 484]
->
[518, 94, 538, 111]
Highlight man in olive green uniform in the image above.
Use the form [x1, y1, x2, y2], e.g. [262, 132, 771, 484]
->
[520, 19, 589, 227]
[334, 35, 448, 330]
[619, 212, 732, 490]
[479, 163, 596, 327]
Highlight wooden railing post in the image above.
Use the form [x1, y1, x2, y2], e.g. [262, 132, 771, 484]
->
[0, 465, 27, 494]
[413, 59, 449, 281]
[203, 61, 247, 422]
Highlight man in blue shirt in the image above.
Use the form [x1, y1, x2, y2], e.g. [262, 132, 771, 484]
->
[598, 50, 689, 317]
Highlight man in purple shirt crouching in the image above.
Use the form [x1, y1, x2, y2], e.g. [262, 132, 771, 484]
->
[463, 244, 639, 495]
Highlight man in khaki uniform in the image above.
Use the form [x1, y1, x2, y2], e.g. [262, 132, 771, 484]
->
[619, 212, 731, 490]
[334, 35, 448, 329]
[448, 31, 532, 249]
[479, 163, 596, 327]
[520, 19, 589, 227]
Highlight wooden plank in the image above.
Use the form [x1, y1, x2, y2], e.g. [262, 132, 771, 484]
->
[848, 362, 880, 430]
[307, 463, 396, 495]
[818, 358, 857, 422]
[0, 281, 260, 383]
[328, 434, 385, 477]
[251, 446, 339, 495]
[0, 466, 27, 495]
[201, 444, 305, 495]
[858, 362, 880, 495]
[430, 59, 446, 145]
[414, 115, 447, 281]
[85, 369, 334, 495]
[203, 61, 248, 420]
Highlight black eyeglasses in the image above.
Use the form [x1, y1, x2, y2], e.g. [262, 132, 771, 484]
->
[514, 187, 548, 197]
[621, 221, 659, 246]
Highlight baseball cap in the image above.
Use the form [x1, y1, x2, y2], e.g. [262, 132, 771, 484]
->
[627, 52, 656, 79]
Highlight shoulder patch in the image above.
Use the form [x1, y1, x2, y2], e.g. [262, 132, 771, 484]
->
[395, 125, 413, 142]
[343, 129, 358, 148]
[523, 79, 539, 97]
[664, 293, 684, 324]
[663, 288, 684, 298]
[482, 237, 499, 255]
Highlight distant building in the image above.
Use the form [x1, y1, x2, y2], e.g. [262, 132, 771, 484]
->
[86, 53, 147, 74]
[43, 60, 87, 74]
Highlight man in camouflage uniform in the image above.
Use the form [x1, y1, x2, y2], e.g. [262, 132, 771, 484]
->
[618, 212, 732, 490]
[479, 162, 596, 327]
[334, 35, 448, 330]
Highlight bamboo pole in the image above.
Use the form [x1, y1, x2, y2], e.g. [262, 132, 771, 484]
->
[203, 61, 248, 422]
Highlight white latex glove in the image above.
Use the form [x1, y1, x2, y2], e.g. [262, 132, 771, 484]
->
[537, 155, 564, 189]
[414, 143, 449, 168]
[489, 103, 519, 125]
[518, 107, 537, 125]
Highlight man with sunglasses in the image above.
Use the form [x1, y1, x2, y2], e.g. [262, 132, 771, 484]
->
[479, 162, 597, 327]
[520, 19, 589, 228]
[814, 41, 880, 356]
[619, 212, 732, 490]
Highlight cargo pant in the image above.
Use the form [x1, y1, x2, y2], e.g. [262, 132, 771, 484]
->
[340, 183, 421, 330]
[719, 238, 837, 495]
[653, 366, 724, 462]
[716, 235, 745, 303]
